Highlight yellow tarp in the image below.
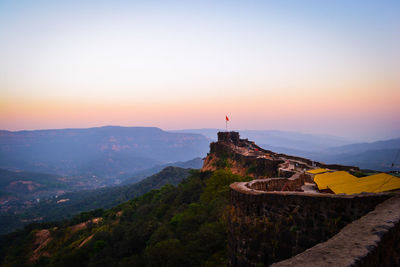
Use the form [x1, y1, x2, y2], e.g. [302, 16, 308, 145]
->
[314, 171, 358, 190]
[328, 173, 400, 195]
[307, 168, 330, 174]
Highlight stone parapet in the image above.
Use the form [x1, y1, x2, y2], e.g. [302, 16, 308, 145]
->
[228, 182, 395, 266]
[272, 195, 400, 267]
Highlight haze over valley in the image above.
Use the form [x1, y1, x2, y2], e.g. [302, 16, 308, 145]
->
[1, 126, 399, 235]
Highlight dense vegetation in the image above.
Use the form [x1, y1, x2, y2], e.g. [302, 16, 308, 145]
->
[0, 170, 250, 266]
[0, 167, 192, 235]
[120, 157, 203, 185]
[25, 167, 192, 221]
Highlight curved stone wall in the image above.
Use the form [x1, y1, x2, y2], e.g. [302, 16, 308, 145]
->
[246, 174, 313, 192]
[229, 182, 393, 266]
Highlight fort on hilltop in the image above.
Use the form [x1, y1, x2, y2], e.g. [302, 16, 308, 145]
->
[202, 131, 359, 193]
[202, 131, 400, 266]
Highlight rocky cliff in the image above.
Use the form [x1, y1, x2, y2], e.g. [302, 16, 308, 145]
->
[202, 131, 359, 181]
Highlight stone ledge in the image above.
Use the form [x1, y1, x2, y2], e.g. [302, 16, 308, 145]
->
[230, 181, 395, 199]
[229, 181, 394, 265]
[271, 196, 400, 267]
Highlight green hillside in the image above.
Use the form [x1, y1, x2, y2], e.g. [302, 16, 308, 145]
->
[0, 170, 249, 266]
[28, 166, 193, 221]
[0, 166, 192, 235]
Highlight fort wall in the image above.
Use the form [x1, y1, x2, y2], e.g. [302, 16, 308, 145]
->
[271, 195, 400, 267]
[204, 140, 283, 178]
[229, 181, 394, 266]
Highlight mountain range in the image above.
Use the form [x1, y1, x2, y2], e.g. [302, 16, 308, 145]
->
[259, 138, 400, 171]
[1, 126, 398, 177]
[173, 128, 400, 171]
[0, 126, 209, 177]
[172, 128, 358, 151]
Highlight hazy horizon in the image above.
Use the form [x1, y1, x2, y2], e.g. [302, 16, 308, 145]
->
[1, 124, 399, 143]
[1, 1, 399, 141]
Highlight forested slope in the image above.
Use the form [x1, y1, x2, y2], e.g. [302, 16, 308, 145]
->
[0, 167, 192, 235]
[0, 170, 249, 266]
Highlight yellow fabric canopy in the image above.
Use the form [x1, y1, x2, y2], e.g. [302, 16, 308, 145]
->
[328, 173, 400, 194]
[314, 171, 358, 190]
[307, 168, 330, 174]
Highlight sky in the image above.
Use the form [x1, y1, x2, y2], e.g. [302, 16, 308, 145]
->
[0, 0, 399, 141]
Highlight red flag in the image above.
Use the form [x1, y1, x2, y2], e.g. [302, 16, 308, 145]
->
[226, 115, 229, 122]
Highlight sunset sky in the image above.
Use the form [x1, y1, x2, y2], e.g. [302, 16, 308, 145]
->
[1, 0, 399, 141]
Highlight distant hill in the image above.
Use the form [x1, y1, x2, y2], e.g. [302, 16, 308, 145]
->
[261, 138, 400, 171]
[321, 149, 400, 171]
[326, 138, 400, 155]
[0, 166, 193, 235]
[120, 157, 203, 185]
[0, 126, 209, 177]
[316, 138, 400, 171]
[172, 128, 357, 151]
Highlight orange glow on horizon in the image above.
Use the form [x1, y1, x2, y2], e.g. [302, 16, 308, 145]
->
[1, 80, 399, 140]
[1, 1, 399, 140]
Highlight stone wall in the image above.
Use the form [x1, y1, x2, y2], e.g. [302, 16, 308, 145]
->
[271, 195, 400, 267]
[207, 141, 283, 178]
[218, 131, 241, 145]
[272, 153, 359, 172]
[229, 182, 393, 266]
[246, 174, 312, 192]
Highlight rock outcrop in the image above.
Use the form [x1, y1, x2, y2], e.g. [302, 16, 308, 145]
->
[202, 131, 358, 182]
